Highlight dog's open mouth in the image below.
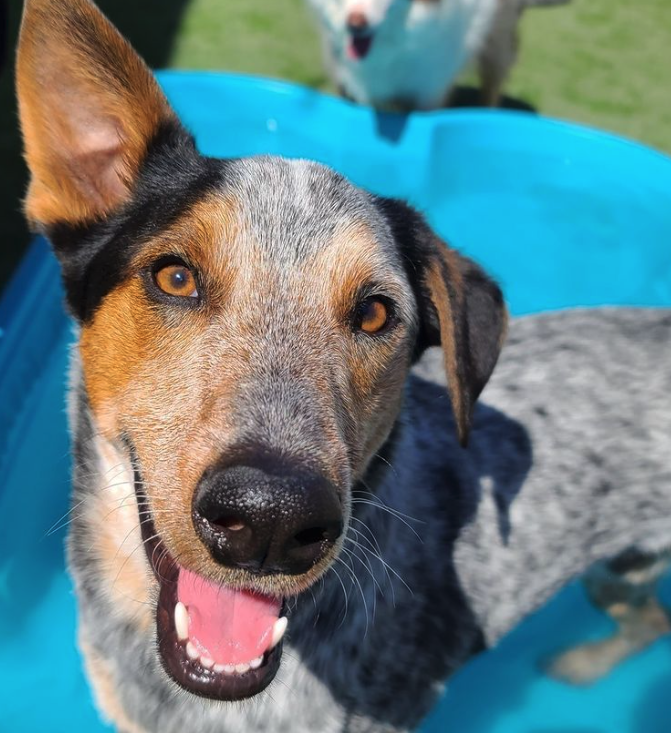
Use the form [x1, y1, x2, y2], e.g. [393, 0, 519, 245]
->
[136, 481, 287, 701]
[347, 33, 374, 60]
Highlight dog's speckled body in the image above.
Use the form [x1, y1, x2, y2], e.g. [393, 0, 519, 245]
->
[15, 1, 671, 731]
[71, 308, 671, 732]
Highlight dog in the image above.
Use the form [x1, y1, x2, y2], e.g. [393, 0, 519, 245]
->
[16, 0, 671, 731]
[305, 0, 570, 110]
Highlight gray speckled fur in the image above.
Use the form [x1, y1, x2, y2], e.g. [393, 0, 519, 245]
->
[70, 307, 671, 733]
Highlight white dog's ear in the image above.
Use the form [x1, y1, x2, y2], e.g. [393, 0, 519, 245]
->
[16, 0, 177, 228]
[377, 198, 508, 446]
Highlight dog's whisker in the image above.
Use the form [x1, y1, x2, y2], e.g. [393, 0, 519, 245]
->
[335, 556, 370, 637]
[111, 531, 164, 592]
[351, 539, 383, 614]
[352, 489, 425, 525]
[341, 545, 379, 623]
[45, 477, 135, 537]
[351, 497, 424, 542]
[347, 528, 395, 605]
[348, 520, 394, 600]
[349, 516, 386, 559]
[328, 564, 351, 629]
[347, 539, 413, 597]
[372, 451, 399, 479]
[342, 542, 384, 599]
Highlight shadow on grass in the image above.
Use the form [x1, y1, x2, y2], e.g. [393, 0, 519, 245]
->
[450, 84, 536, 112]
[0, 0, 192, 292]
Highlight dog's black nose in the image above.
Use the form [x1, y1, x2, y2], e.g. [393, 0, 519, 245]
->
[346, 10, 370, 35]
[192, 456, 343, 576]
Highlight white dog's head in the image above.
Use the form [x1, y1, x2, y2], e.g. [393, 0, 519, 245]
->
[308, 0, 438, 61]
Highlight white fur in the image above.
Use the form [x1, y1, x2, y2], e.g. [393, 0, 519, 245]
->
[307, 0, 499, 110]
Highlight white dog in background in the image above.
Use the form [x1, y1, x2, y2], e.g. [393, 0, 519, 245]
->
[306, 0, 569, 111]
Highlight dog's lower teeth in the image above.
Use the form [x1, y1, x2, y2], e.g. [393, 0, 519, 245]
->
[235, 663, 250, 674]
[200, 656, 215, 669]
[186, 641, 199, 660]
[250, 656, 263, 670]
[174, 602, 189, 641]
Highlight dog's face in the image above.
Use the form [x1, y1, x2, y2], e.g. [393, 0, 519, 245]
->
[308, 0, 441, 60]
[17, 0, 505, 704]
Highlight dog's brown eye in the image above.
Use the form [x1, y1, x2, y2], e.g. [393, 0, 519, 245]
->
[356, 297, 389, 334]
[154, 264, 198, 298]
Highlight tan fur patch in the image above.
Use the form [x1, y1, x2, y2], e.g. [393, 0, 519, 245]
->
[85, 437, 152, 631]
[17, 0, 176, 226]
[80, 194, 244, 591]
[321, 223, 413, 477]
[425, 245, 467, 442]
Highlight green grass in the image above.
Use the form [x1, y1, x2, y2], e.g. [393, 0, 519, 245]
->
[1, 0, 670, 289]
[508, 0, 671, 153]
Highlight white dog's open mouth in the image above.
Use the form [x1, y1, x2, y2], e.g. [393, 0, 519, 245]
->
[136, 479, 288, 701]
[347, 32, 374, 60]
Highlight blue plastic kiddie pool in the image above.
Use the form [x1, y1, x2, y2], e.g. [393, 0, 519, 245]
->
[1, 72, 670, 733]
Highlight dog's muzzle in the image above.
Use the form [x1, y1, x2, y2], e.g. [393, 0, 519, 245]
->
[135, 449, 343, 702]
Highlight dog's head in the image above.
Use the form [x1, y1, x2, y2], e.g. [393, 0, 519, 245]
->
[17, 0, 505, 703]
[307, 0, 440, 60]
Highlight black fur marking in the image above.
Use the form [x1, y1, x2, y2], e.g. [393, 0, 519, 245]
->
[373, 195, 507, 441]
[371, 196, 436, 361]
[46, 120, 227, 322]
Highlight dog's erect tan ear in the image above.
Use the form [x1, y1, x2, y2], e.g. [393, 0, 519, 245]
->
[377, 198, 508, 446]
[16, 0, 177, 227]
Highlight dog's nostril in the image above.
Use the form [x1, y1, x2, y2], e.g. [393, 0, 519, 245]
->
[293, 526, 330, 547]
[210, 514, 247, 532]
[290, 521, 342, 550]
[346, 10, 369, 32]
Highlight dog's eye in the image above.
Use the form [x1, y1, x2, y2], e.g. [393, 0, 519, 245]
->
[154, 264, 198, 299]
[354, 297, 390, 335]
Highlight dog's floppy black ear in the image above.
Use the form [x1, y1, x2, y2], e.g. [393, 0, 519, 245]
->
[16, 0, 177, 228]
[376, 197, 508, 446]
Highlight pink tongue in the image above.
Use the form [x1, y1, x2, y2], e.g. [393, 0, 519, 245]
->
[177, 569, 281, 665]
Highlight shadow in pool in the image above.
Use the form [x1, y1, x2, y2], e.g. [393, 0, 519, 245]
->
[374, 110, 410, 143]
[372, 85, 536, 143]
[292, 381, 534, 730]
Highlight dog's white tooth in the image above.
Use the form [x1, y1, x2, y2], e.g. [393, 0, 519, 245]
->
[200, 656, 215, 669]
[222, 664, 236, 675]
[186, 641, 199, 660]
[235, 662, 250, 674]
[213, 663, 226, 673]
[250, 656, 263, 670]
[270, 616, 288, 649]
[174, 602, 189, 641]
